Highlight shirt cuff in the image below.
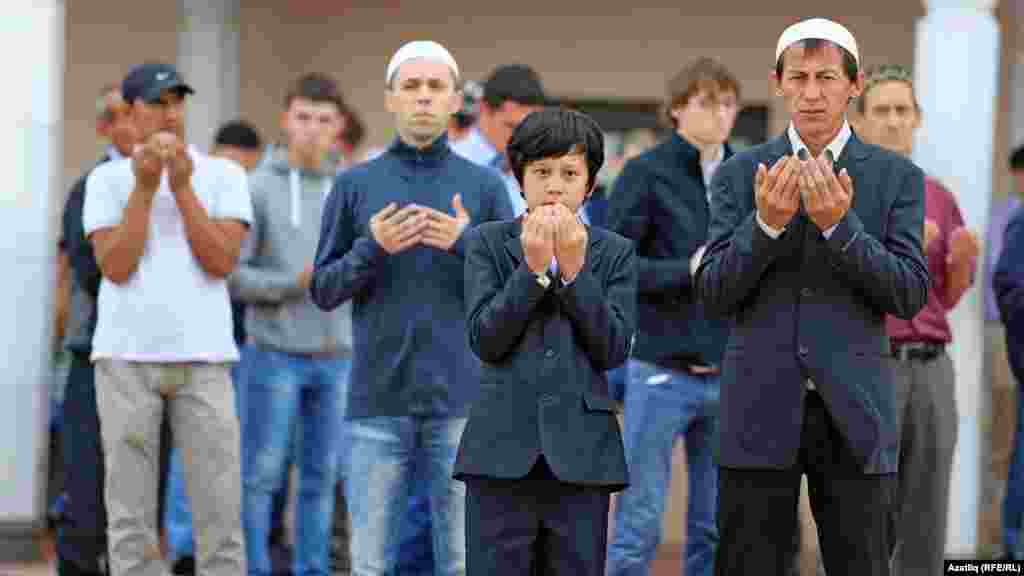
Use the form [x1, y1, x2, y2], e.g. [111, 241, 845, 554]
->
[689, 245, 707, 277]
[822, 223, 839, 239]
[756, 212, 784, 239]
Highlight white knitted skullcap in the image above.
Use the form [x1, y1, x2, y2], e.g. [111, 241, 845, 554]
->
[385, 40, 459, 85]
[775, 18, 859, 66]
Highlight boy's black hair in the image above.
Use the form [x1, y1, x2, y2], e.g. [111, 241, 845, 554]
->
[213, 119, 263, 151]
[506, 107, 604, 193]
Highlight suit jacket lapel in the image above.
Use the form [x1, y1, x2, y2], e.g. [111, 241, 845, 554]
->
[504, 217, 525, 268]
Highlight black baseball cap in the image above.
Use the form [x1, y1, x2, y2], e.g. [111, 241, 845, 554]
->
[121, 62, 195, 104]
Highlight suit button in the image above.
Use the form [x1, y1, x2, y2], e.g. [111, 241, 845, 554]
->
[801, 288, 813, 297]
[539, 394, 557, 405]
[545, 349, 555, 358]
[798, 346, 809, 357]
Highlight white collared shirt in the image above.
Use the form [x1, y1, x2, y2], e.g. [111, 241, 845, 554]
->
[701, 145, 725, 198]
[756, 120, 852, 239]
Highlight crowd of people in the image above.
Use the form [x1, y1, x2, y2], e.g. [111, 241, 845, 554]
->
[42, 13, 1024, 576]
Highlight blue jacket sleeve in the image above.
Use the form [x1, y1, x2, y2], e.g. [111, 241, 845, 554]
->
[607, 161, 693, 297]
[554, 238, 637, 371]
[62, 174, 102, 299]
[819, 164, 930, 320]
[465, 226, 548, 363]
[695, 158, 793, 317]
[310, 176, 388, 310]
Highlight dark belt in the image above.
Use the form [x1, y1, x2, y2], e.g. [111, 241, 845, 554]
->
[890, 341, 945, 362]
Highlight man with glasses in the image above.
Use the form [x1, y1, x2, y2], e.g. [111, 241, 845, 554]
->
[606, 57, 741, 576]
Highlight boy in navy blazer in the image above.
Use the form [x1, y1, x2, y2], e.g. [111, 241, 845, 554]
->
[454, 108, 637, 575]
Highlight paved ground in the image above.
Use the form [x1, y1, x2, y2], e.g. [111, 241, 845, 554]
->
[0, 544, 685, 575]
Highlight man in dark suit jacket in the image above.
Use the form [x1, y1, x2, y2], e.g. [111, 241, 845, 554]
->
[454, 108, 637, 575]
[695, 18, 929, 576]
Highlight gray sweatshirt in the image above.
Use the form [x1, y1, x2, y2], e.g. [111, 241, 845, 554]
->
[230, 147, 352, 357]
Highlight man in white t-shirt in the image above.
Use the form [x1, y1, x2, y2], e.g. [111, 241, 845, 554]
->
[83, 62, 251, 576]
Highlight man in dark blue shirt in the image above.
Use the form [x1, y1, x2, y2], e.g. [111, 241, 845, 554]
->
[605, 57, 741, 576]
[54, 83, 136, 576]
[311, 40, 512, 575]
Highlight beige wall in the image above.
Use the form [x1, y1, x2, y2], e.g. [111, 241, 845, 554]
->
[63, 1, 929, 198]
[236, 2, 923, 157]
[63, 1, 178, 196]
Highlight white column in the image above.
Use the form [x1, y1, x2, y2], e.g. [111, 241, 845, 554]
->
[177, 0, 241, 151]
[913, 0, 1000, 556]
[0, 0, 64, 531]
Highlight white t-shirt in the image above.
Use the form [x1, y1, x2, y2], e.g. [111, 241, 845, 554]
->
[83, 146, 253, 362]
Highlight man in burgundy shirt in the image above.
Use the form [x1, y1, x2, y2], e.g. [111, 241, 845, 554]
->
[855, 64, 979, 575]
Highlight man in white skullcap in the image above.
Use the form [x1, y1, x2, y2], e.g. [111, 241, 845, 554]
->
[694, 18, 929, 575]
[310, 40, 513, 575]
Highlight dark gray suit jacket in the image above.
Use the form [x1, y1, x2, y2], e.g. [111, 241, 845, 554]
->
[695, 131, 930, 474]
[454, 219, 636, 490]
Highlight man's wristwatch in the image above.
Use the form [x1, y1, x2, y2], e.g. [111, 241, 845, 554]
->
[535, 272, 551, 289]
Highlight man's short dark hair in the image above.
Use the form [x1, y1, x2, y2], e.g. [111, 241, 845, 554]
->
[775, 39, 859, 81]
[214, 120, 263, 151]
[1012, 145, 1024, 172]
[507, 107, 604, 192]
[285, 72, 346, 114]
[482, 64, 546, 109]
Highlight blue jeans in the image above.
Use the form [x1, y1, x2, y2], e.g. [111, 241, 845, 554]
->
[239, 347, 349, 576]
[396, 477, 435, 574]
[607, 360, 720, 576]
[1006, 376, 1024, 558]
[347, 416, 466, 576]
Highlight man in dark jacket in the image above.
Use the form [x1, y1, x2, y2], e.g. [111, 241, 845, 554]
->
[311, 40, 512, 575]
[606, 56, 741, 576]
[54, 83, 136, 576]
[696, 18, 929, 575]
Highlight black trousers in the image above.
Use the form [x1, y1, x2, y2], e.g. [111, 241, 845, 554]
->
[715, 391, 895, 576]
[464, 456, 611, 576]
[56, 352, 107, 576]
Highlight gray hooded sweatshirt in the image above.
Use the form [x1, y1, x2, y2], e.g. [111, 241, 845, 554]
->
[230, 147, 352, 357]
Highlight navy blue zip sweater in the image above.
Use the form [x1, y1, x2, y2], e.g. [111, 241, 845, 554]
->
[607, 133, 732, 370]
[311, 134, 513, 418]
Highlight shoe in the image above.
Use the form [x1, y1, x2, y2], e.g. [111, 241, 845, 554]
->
[329, 537, 351, 572]
[171, 556, 196, 575]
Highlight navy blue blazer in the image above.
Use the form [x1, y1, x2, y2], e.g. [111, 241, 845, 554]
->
[695, 131, 929, 474]
[453, 219, 636, 490]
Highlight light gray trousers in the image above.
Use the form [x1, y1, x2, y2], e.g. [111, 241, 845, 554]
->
[94, 359, 245, 576]
[890, 351, 958, 576]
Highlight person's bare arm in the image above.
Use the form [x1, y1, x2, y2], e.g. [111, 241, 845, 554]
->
[173, 186, 247, 278]
[943, 226, 979, 308]
[169, 142, 247, 278]
[90, 137, 164, 284]
[91, 183, 158, 284]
